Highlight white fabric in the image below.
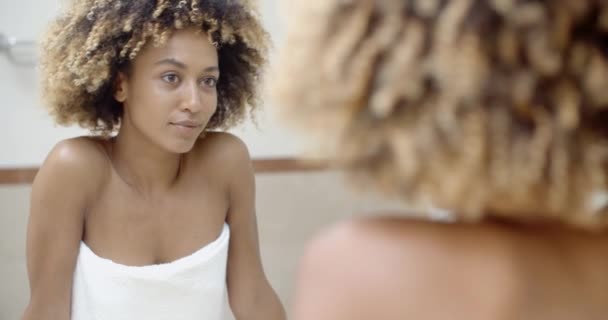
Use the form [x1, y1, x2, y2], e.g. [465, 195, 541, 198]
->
[71, 223, 230, 320]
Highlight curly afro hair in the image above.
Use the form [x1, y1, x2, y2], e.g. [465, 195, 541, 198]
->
[40, 0, 269, 135]
[272, 0, 608, 229]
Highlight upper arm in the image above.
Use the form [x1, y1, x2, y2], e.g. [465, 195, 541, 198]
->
[24, 138, 106, 319]
[211, 133, 269, 312]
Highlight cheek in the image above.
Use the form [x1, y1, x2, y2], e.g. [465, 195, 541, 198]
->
[134, 95, 169, 117]
[131, 82, 172, 109]
[206, 93, 219, 114]
[128, 91, 173, 126]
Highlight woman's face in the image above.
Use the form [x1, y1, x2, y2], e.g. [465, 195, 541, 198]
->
[115, 27, 219, 153]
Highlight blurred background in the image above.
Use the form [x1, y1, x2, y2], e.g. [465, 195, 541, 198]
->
[0, 1, 409, 319]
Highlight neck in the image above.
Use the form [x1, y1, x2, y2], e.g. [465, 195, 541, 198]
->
[111, 124, 183, 195]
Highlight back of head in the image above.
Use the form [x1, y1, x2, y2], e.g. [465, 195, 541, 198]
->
[273, 0, 608, 229]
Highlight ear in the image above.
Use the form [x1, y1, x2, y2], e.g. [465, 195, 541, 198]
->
[113, 71, 128, 103]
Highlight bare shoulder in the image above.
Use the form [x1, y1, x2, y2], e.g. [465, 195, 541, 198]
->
[300, 218, 525, 319]
[39, 137, 109, 177]
[191, 131, 252, 175]
[301, 217, 608, 319]
[197, 131, 250, 158]
[308, 217, 521, 261]
[25, 136, 110, 318]
[34, 136, 110, 201]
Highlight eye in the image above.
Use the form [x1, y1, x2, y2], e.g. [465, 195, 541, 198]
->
[162, 73, 180, 84]
[201, 77, 218, 88]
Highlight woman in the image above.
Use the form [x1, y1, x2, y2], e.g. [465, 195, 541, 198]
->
[272, 0, 608, 319]
[23, 0, 285, 319]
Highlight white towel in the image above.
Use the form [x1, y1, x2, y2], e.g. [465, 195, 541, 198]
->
[71, 223, 230, 320]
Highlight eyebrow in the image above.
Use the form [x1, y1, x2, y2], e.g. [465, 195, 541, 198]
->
[154, 58, 219, 73]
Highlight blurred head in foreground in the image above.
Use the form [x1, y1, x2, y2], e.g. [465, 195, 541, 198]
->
[272, 0, 608, 229]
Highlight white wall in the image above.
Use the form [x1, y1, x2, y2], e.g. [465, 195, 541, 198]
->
[0, 1, 301, 168]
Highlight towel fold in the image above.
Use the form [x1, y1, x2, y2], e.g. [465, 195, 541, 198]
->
[71, 223, 230, 320]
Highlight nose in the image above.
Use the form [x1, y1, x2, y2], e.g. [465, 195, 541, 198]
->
[180, 82, 203, 113]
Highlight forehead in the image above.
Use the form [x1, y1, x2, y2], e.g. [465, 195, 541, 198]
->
[135, 27, 218, 67]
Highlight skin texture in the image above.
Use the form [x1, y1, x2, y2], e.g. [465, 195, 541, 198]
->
[23, 28, 285, 320]
[291, 218, 608, 320]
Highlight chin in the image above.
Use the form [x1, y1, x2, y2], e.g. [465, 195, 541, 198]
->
[165, 139, 198, 154]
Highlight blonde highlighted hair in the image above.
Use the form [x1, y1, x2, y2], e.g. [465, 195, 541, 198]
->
[273, 0, 608, 229]
[41, 0, 269, 135]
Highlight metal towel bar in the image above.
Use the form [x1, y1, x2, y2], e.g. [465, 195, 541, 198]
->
[0, 32, 37, 67]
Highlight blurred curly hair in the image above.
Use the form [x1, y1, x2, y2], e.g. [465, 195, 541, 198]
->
[40, 0, 269, 135]
[273, 0, 608, 229]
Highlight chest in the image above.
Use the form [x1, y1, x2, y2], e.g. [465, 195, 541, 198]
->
[83, 178, 228, 266]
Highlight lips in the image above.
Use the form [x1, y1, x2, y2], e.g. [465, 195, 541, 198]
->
[170, 120, 203, 128]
